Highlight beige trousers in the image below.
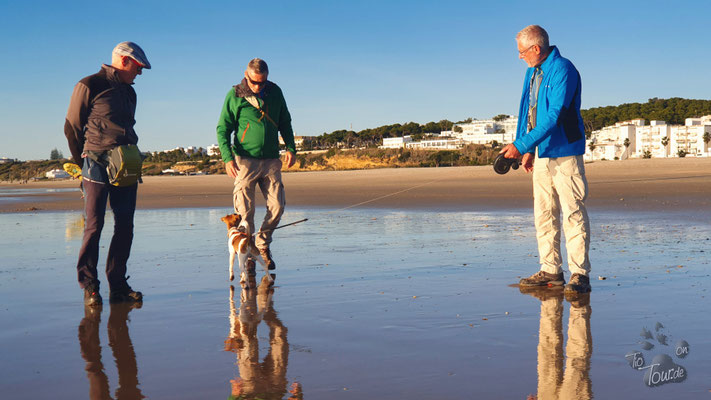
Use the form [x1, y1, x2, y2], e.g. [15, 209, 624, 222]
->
[233, 157, 285, 249]
[533, 154, 590, 276]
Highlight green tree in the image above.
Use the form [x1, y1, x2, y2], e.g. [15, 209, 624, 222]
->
[661, 136, 669, 148]
[580, 98, 711, 132]
[623, 138, 630, 158]
[50, 148, 63, 160]
[703, 132, 710, 154]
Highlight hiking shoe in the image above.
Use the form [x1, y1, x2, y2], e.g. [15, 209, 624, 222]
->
[83, 283, 102, 307]
[518, 285, 564, 301]
[519, 270, 565, 287]
[260, 247, 276, 270]
[109, 279, 143, 304]
[564, 273, 591, 294]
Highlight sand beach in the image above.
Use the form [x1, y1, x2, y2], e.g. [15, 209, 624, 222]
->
[1, 157, 710, 213]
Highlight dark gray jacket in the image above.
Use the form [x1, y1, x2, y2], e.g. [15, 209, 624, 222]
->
[64, 64, 138, 167]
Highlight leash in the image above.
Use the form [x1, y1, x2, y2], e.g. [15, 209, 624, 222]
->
[255, 178, 440, 234]
[272, 218, 308, 231]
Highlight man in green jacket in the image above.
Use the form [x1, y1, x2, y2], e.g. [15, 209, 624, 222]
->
[216, 58, 296, 273]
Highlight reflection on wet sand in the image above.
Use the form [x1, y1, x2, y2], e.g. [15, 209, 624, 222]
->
[520, 288, 593, 400]
[65, 213, 85, 241]
[77, 303, 145, 399]
[225, 276, 302, 400]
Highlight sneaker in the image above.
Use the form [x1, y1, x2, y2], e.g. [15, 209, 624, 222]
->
[83, 283, 102, 307]
[259, 247, 276, 270]
[109, 278, 143, 304]
[519, 270, 565, 287]
[564, 273, 591, 294]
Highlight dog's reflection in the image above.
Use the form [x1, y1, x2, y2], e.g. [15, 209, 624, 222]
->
[77, 303, 145, 400]
[225, 276, 302, 400]
[520, 288, 593, 400]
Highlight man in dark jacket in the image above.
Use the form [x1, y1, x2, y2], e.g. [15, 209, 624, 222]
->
[216, 58, 297, 276]
[64, 41, 150, 306]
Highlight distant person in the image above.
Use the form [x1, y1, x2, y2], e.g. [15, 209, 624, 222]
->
[499, 25, 591, 295]
[64, 42, 150, 306]
[216, 58, 297, 275]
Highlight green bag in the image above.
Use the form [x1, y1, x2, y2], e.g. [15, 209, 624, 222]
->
[106, 144, 143, 187]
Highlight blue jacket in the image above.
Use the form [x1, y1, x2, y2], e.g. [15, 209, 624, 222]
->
[513, 46, 585, 158]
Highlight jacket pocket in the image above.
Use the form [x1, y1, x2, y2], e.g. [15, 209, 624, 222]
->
[240, 122, 250, 143]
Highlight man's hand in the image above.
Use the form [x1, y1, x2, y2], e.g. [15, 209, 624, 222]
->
[284, 150, 296, 168]
[522, 152, 534, 172]
[225, 160, 239, 178]
[499, 143, 522, 159]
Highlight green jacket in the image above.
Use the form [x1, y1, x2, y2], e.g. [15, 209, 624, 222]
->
[216, 79, 296, 162]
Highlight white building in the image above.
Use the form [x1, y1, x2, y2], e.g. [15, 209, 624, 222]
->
[207, 144, 220, 156]
[381, 136, 413, 149]
[406, 138, 462, 150]
[448, 116, 518, 145]
[635, 120, 671, 158]
[585, 119, 641, 161]
[670, 120, 711, 157]
[46, 169, 70, 179]
[587, 115, 711, 161]
[278, 135, 307, 149]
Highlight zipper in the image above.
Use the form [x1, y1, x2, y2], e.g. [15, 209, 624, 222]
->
[241, 122, 249, 143]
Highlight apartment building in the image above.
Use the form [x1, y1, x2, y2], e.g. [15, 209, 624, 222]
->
[587, 115, 711, 161]
[444, 116, 518, 145]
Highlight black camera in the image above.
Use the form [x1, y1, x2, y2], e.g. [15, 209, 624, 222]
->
[493, 154, 520, 175]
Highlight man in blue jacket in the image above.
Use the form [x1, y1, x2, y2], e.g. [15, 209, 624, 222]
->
[500, 25, 591, 295]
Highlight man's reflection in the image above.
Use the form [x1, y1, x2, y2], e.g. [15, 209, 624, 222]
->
[77, 303, 145, 399]
[520, 288, 592, 400]
[225, 276, 302, 400]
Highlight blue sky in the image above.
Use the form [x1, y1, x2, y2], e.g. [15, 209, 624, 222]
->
[1, 0, 709, 160]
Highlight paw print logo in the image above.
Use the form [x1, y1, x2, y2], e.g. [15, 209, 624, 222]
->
[625, 322, 690, 387]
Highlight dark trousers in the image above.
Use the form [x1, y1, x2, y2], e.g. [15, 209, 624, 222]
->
[76, 180, 137, 290]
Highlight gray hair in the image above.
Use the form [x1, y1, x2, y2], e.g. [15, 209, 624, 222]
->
[247, 58, 269, 75]
[516, 25, 549, 52]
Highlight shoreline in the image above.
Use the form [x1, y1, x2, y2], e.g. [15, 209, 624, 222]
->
[1, 158, 710, 214]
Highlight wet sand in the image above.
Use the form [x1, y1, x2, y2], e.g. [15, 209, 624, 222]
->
[0, 208, 709, 399]
[2, 157, 711, 213]
[1, 158, 710, 398]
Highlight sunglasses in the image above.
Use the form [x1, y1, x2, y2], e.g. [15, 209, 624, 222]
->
[247, 76, 267, 86]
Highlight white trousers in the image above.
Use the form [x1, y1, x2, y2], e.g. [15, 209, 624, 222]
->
[533, 154, 590, 276]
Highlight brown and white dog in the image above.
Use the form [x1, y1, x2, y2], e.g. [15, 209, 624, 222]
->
[221, 213, 273, 288]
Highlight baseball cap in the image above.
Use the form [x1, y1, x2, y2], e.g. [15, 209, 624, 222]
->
[112, 41, 151, 69]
